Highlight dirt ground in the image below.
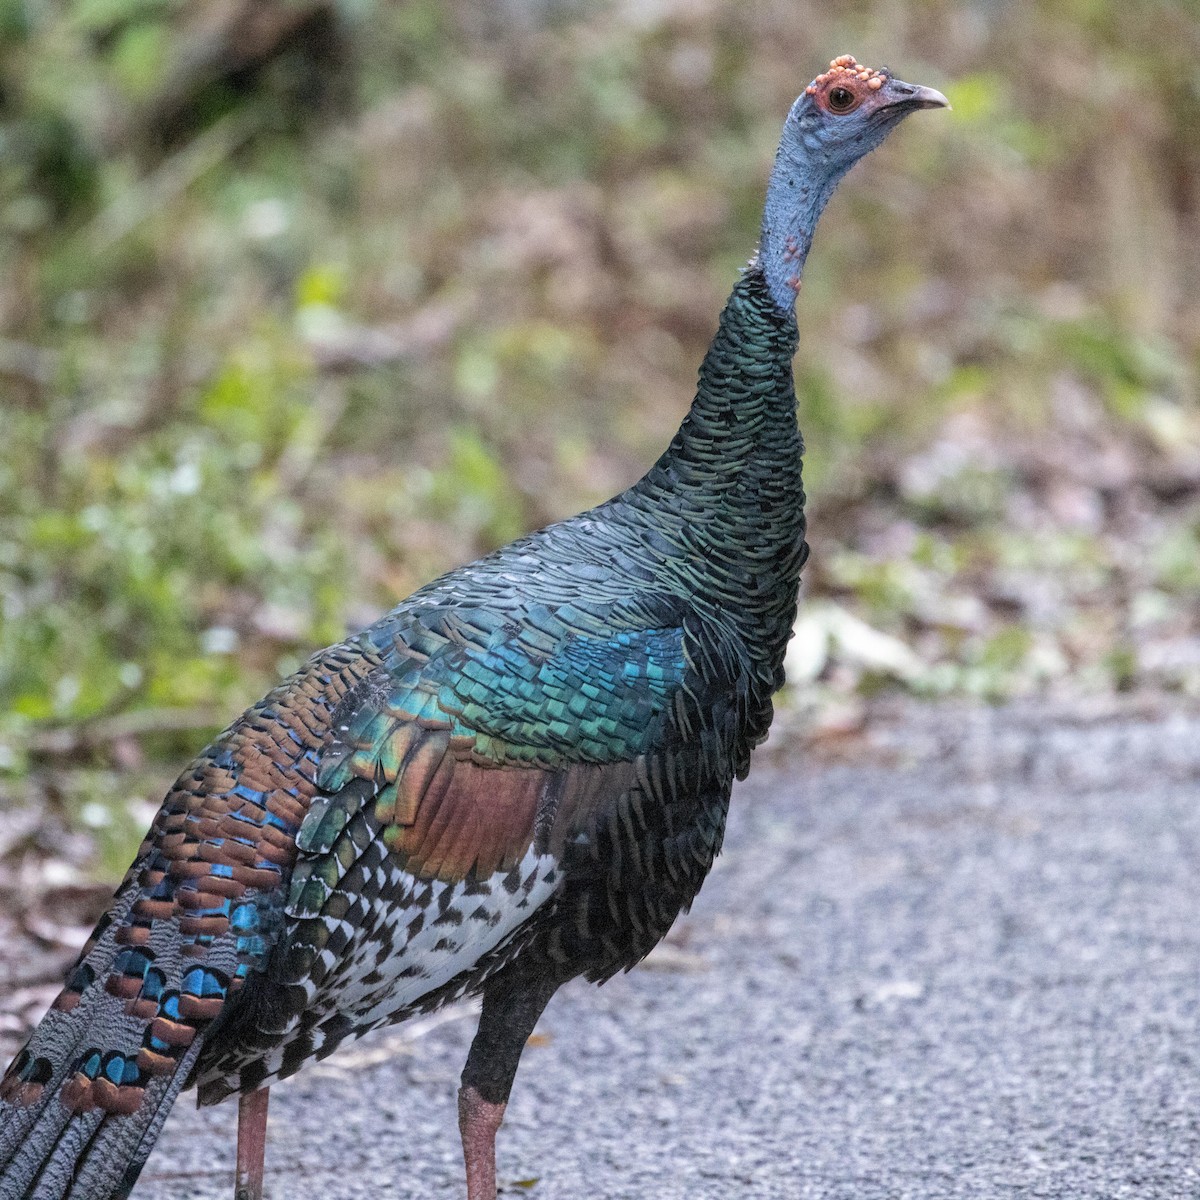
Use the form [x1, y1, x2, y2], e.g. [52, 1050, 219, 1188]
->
[4, 697, 1200, 1198]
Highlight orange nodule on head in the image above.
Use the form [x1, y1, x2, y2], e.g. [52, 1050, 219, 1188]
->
[806, 53, 888, 93]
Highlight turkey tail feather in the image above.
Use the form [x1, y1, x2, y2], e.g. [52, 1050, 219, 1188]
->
[0, 648, 363, 1197]
[0, 984, 203, 1200]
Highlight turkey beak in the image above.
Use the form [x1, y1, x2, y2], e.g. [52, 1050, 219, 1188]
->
[880, 79, 951, 112]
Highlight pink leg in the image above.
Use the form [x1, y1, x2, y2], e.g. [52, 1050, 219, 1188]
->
[458, 1084, 506, 1200]
[235, 1087, 269, 1200]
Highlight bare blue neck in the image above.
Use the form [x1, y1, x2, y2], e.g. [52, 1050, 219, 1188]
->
[758, 110, 854, 314]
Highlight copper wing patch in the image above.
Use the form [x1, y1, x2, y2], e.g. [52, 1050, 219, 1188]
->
[304, 622, 689, 887]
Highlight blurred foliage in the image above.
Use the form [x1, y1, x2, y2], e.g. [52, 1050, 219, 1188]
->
[1, 0, 1199, 872]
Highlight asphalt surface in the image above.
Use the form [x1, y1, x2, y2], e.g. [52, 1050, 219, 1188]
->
[136, 701, 1200, 1200]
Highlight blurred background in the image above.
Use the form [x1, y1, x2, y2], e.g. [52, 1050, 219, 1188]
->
[0, 0, 1197, 958]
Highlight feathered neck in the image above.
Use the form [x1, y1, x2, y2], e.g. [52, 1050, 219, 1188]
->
[623, 267, 806, 619]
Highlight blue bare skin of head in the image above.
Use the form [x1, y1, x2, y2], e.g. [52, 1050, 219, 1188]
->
[759, 55, 949, 314]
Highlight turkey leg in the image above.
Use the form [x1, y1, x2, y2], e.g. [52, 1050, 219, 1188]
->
[459, 968, 559, 1200]
[235, 1086, 269, 1200]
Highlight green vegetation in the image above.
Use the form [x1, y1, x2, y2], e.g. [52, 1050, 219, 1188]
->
[1, 0, 1198, 874]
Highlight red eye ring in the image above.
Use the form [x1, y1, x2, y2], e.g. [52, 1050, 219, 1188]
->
[827, 86, 858, 113]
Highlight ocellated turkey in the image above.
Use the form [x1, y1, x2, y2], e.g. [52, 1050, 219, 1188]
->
[0, 55, 947, 1200]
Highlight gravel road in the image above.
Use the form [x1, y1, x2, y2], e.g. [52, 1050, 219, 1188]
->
[134, 701, 1200, 1200]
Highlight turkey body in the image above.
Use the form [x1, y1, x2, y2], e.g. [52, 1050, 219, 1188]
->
[195, 266, 805, 1101]
[0, 267, 805, 1198]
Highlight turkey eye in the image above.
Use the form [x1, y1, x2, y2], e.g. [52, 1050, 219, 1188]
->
[827, 87, 857, 113]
